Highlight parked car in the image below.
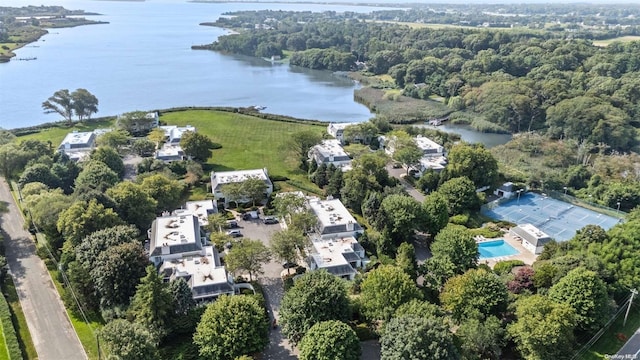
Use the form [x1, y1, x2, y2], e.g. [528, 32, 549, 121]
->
[241, 213, 252, 220]
[226, 220, 239, 228]
[263, 216, 279, 224]
[226, 229, 243, 238]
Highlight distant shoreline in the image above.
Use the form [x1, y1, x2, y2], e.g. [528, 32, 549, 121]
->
[189, 0, 405, 8]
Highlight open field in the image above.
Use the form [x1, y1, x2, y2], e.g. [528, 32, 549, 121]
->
[14, 118, 115, 146]
[161, 110, 326, 184]
[593, 36, 640, 47]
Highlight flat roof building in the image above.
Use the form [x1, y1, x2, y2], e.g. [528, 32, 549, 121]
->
[308, 139, 352, 170]
[210, 168, 273, 204]
[307, 236, 367, 280]
[174, 200, 218, 228]
[159, 125, 196, 144]
[308, 198, 363, 240]
[58, 130, 98, 161]
[148, 213, 206, 266]
[415, 135, 445, 157]
[155, 144, 185, 162]
[510, 224, 552, 255]
[159, 246, 234, 302]
[327, 123, 355, 143]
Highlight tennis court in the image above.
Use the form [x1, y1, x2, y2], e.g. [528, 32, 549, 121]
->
[482, 193, 622, 241]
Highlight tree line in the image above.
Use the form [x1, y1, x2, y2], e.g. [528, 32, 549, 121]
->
[203, 10, 640, 152]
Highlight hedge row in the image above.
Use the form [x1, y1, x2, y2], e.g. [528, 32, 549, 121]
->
[0, 292, 22, 360]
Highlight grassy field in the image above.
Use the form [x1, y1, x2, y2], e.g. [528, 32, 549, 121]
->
[160, 110, 326, 184]
[0, 327, 8, 360]
[15, 118, 114, 146]
[582, 303, 640, 359]
[593, 36, 640, 47]
[3, 277, 36, 360]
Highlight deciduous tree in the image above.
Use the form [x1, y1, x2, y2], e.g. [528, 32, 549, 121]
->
[280, 271, 351, 344]
[180, 131, 215, 162]
[430, 224, 478, 275]
[93, 242, 149, 308]
[438, 176, 481, 215]
[299, 321, 361, 360]
[139, 173, 185, 212]
[270, 229, 309, 273]
[96, 129, 131, 149]
[42, 89, 74, 124]
[90, 146, 125, 179]
[359, 265, 422, 321]
[548, 267, 611, 334]
[381, 316, 459, 360]
[70, 88, 99, 121]
[100, 319, 158, 360]
[440, 268, 508, 322]
[107, 181, 158, 230]
[422, 191, 449, 235]
[117, 111, 155, 136]
[75, 225, 139, 268]
[193, 295, 268, 360]
[74, 160, 119, 192]
[508, 295, 577, 360]
[224, 239, 272, 281]
[57, 199, 124, 247]
[289, 130, 322, 170]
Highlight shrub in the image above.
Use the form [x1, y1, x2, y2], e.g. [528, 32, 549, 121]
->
[449, 214, 469, 226]
[0, 293, 23, 359]
[493, 260, 525, 275]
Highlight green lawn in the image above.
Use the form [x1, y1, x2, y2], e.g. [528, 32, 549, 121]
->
[593, 36, 640, 47]
[581, 304, 640, 359]
[0, 323, 8, 360]
[2, 277, 36, 360]
[161, 110, 326, 185]
[15, 118, 115, 146]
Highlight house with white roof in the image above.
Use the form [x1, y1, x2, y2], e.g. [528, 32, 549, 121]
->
[210, 168, 273, 203]
[327, 123, 355, 143]
[148, 213, 208, 266]
[510, 224, 552, 255]
[308, 198, 363, 240]
[148, 213, 236, 302]
[174, 200, 218, 228]
[155, 144, 185, 162]
[58, 130, 98, 161]
[308, 139, 352, 170]
[159, 125, 196, 144]
[307, 236, 367, 280]
[381, 134, 445, 158]
[159, 246, 235, 302]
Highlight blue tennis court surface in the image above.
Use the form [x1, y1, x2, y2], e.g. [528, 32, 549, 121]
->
[482, 193, 622, 242]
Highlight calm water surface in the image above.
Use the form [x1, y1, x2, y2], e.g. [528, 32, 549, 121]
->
[1, 0, 389, 129]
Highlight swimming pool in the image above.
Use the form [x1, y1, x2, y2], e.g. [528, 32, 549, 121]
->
[478, 239, 519, 259]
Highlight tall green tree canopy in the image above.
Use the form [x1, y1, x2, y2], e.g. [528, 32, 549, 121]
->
[57, 199, 124, 247]
[75, 224, 139, 268]
[128, 266, 173, 341]
[440, 268, 508, 322]
[92, 242, 149, 308]
[100, 319, 158, 360]
[223, 238, 272, 281]
[42, 89, 74, 123]
[548, 267, 611, 334]
[139, 173, 185, 213]
[359, 265, 422, 321]
[74, 160, 119, 192]
[193, 295, 269, 360]
[444, 142, 498, 189]
[288, 130, 322, 170]
[280, 271, 351, 344]
[381, 316, 459, 360]
[379, 194, 427, 246]
[430, 224, 478, 275]
[90, 146, 125, 179]
[438, 176, 481, 215]
[70, 88, 99, 121]
[107, 181, 158, 230]
[422, 191, 450, 235]
[508, 295, 577, 360]
[299, 320, 361, 360]
[270, 228, 309, 272]
[180, 131, 216, 162]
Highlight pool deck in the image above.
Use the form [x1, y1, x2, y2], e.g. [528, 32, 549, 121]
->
[478, 232, 537, 268]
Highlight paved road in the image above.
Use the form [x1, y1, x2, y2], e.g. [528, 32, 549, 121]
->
[386, 164, 425, 203]
[0, 179, 87, 360]
[617, 327, 640, 359]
